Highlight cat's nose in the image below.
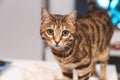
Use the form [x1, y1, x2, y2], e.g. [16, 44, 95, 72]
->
[54, 37, 60, 46]
[55, 41, 60, 45]
[55, 41, 60, 46]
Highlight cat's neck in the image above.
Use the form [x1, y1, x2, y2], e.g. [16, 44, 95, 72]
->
[51, 42, 75, 58]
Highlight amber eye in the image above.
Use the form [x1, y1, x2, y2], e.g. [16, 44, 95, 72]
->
[62, 30, 69, 36]
[47, 29, 54, 35]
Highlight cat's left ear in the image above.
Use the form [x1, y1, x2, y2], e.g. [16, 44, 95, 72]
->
[66, 10, 77, 23]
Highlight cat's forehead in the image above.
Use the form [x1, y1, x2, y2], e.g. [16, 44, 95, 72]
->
[50, 24, 67, 30]
[52, 14, 65, 20]
[51, 14, 66, 27]
[49, 14, 75, 31]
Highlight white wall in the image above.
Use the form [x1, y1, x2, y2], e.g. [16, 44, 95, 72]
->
[49, 0, 75, 14]
[0, 0, 43, 60]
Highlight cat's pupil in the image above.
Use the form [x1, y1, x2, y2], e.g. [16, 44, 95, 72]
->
[47, 29, 54, 35]
[62, 30, 69, 36]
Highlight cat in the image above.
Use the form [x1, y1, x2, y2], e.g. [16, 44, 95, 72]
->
[40, 1, 114, 80]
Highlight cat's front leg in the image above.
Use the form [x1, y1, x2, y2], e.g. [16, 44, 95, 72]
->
[60, 66, 73, 80]
[73, 69, 78, 80]
[100, 62, 107, 80]
[62, 71, 73, 80]
[73, 68, 94, 80]
[89, 76, 99, 80]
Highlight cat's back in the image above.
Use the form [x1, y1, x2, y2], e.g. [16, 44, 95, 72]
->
[76, 9, 110, 25]
[75, 9, 114, 51]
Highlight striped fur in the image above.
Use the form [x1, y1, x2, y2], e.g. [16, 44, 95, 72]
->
[40, 8, 114, 80]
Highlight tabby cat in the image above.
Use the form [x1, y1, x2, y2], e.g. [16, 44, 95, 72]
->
[40, 1, 114, 80]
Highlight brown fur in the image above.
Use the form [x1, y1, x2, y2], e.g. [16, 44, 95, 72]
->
[40, 8, 114, 80]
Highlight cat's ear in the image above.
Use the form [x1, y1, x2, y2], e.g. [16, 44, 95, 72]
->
[66, 10, 77, 23]
[41, 8, 50, 21]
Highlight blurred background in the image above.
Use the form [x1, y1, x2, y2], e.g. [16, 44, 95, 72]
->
[0, 0, 120, 79]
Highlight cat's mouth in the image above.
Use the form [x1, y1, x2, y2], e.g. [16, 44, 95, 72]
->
[48, 43, 60, 48]
[50, 41, 63, 48]
[53, 44, 62, 48]
[55, 43, 61, 47]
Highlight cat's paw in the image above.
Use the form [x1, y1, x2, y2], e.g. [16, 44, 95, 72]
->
[89, 76, 99, 80]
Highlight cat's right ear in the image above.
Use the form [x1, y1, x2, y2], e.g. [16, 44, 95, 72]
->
[41, 8, 50, 21]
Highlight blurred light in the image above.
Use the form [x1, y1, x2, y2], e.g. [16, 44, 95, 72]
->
[110, 0, 119, 8]
[112, 16, 119, 25]
[96, 0, 109, 9]
[95, 0, 120, 29]
[117, 23, 120, 29]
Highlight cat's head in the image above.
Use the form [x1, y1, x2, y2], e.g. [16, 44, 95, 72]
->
[40, 8, 77, 49]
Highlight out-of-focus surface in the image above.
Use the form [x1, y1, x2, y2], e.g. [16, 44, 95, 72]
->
[110, 29, 120, 56]
[0, 59, 118, 80]
[0, 59, 62, 80]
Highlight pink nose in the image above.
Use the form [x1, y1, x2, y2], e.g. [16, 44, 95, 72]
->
[55, 41, 60, 45]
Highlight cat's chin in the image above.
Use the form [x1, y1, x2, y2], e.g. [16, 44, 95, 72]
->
[49, 45, 64, 50]
[51, 46, 62, 49]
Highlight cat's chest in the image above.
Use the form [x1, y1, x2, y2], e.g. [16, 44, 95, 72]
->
[60, 62, 77, 70]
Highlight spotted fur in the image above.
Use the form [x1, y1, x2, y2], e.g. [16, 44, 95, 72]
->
[40, 5, 114, 80]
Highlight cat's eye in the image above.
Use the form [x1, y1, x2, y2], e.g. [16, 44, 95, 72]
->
[47, 29, 54, 35]
[62, 30, 69, 36]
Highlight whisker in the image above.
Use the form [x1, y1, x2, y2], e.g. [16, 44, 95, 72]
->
[65, 45, 72, 49]
[61, 44, 72, 63]
[61, 47, 65, 62]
